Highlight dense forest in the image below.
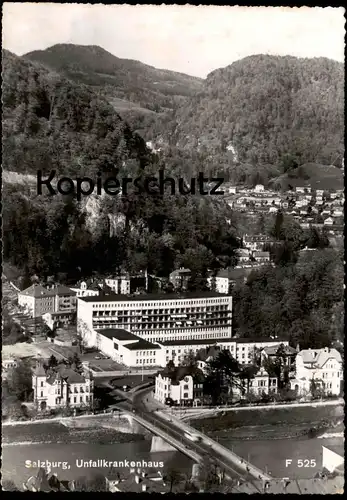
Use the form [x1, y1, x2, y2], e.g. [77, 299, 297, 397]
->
[163, 55, 344, 166]
[23, 44, 203, 113]
[233, 248, 344, 349]
[2, 50, 239, 282]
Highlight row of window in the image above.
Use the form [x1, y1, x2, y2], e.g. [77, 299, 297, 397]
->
[135, 358, 155, 364]
[91, 299, 231, 309]
[54, 396, 90, 404]
[136, 350, 157, 356]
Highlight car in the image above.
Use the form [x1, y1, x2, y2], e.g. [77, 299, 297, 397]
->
[95, 356, 101, 360]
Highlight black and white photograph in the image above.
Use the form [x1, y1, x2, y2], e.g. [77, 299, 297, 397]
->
[1, 3, 344, 494]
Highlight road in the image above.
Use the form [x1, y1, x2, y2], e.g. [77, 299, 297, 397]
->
[112, 385, 270, 481]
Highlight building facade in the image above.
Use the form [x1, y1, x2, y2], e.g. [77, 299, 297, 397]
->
[154, 366, 204, 405]
[18, 284, 77, 318]
[32, 363, 94, 411]
[290, 348, 343, 396]
[77, 292, 233, 344]
[104, 276, 131, 295]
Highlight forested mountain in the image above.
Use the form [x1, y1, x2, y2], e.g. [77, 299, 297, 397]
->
[157, 54, 344, 180]
[2, 49, 238, 281]
[23, 44, 203, 113]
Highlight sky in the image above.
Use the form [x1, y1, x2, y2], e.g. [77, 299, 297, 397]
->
[2, 4, 345, 77]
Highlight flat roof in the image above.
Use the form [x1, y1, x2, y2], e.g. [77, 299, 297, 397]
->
[96, 328, 138, 341]
[124, 339, 161, 351]
[158, 338, 234, 346]
[79, 291, 231, 303]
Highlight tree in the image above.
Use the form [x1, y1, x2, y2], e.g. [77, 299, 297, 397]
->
[77, 319, 91, 354]
[7, 359, 33, 401]
[180, 350, 197, 368]
[163, 467, 184, 493]
[47, 355, 58, 368]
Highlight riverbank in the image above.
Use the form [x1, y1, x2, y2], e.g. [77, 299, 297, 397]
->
[190, 403, 344, 441]
[2, 416, 146, 446]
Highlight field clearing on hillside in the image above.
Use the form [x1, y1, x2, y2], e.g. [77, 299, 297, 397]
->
[272, 163, 343, 191]
[110, 97, 158, 113]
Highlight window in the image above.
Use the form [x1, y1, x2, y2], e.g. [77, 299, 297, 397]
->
[40, 391, 43, 397]
[74, 397, 77, 403]
[86, 396, 89, 402]
[183, 393, 189, 398]
[184, 384, 189, 390]
[80, 396, 83, 403]
[41, 381, 44, 387]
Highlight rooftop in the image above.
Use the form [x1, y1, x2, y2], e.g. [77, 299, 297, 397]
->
[97, 328, 139, 341]
[19, 284, 76, 298]
[158, 338, 234, 347]
[79, 291, 230, 303]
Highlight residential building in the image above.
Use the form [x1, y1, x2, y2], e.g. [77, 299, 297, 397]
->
[77, 292, 233, 344]
[42, 311, 75, 330]
[322, 445, 344, 474]
[290, 348, 343, 396]
[207, 270, 230, 294]
[247, 367, 277, 396]
[154, 365, 204, 405]
[254, 184, 265, 192]
[260, 344, 297, 368]
[236, 248, 250, 262]
[243, 234, 275, 252]
[104, 276, 131, 295]
[70, 281, 100, 298]
[18, 284, 77, 318]
[23, 468, 74, 492]
[295, 187, 305, 194]
[157, 338, 236, 367]
[106, 469, 170, 493]
[196, 345, 221, 374]
[169, 268, 191, 290]
[324, 217, 334, 226]
[228, 186, 237, 194]
[252, 251, 270, 264]
[32, 362, 94, 411]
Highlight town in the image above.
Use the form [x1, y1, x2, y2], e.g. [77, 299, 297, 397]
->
[2, 3, 344, 495]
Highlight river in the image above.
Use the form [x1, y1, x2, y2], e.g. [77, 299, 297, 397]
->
[2, 404, 344, 488]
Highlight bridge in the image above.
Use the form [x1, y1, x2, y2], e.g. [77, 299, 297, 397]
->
[120, 406, 271, 482]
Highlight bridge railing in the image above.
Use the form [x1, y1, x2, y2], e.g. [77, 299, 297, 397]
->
[156, 410, 271, 481]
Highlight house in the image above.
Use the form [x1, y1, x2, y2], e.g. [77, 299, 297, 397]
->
[42, 311, 75, 330]
[70, 281, 100, 298]
[18, 284, 77, 319]
[154, 365, 205, 406]
[322, 445, 344, 474]
[106, 468, 170, 493]
[249, 367, 278, 396]
[169, 268, 191, 290]
[254, 184, 264, 192]
[242, 234, 274, 252]
[207, 269, 230, 294]
[332, 210, 343, 217]
[23, 468, 74, 492]
[260, 344, 297, 368]
[32, 362, 94, 411]
[236, 248, 250, 262]
[196, 345, 221, 375]
[104, 276, 130, 295]
[323, 217, 334, 226]
[316, 189, 324, 197]
[228, 186, 237, 194]
[295, 187, 305, 194]
[290, 347, 343, 396]
[252, 251, 270, 264]
[268, 206, 277, 213]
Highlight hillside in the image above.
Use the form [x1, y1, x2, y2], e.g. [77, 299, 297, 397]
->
[2, 48, 151, 177]
[23, 44, 203, 116]
[269, 163, 344, 191]
[2, 49, 238, 283]
[159, 54, 344, 176]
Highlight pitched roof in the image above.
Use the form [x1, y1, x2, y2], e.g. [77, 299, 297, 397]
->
[19, 284, 48, 297]
[159, 365, 204, 385]
[262, 344, 297, 356]
[299, 348, 342, 367]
